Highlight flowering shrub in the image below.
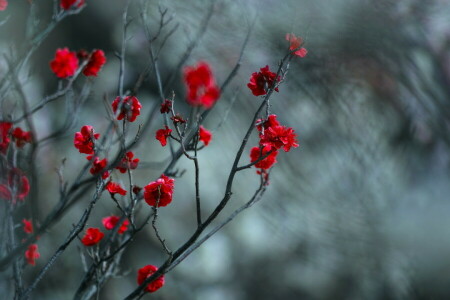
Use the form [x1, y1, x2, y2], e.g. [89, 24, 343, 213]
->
[0, 1, 305, 298]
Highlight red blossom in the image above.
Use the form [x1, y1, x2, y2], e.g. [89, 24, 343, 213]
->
[60, 0, 85, 10]
[23, 219, 33, 234]
[184, 61, 220, 109]
[155, 126, 172, 147]
[0, 0, 7, 11]
[247, 65, 280, 96]
[50, 48, 79, 78]
[137, 265, 165, 293]
[12, 127, 32, 148]
[25, 244, 40, 266]
[199, 125, 212, 146]
[170, 114, 186, 125]
[160, 99, 172, 114]
[256, 114, 280, 132]
[286, 33, 308, 58]
[106, 181, 127, 196]
[89, 157, 109, 179]
[0, 122, 12, 154]
[0, 169, 30, 203]
[102, 215, 129, 234]
[116, 151, 139, 173]
[81, 228, 104, 246]
[112, 96, 142, 122]
[143, 174, 174, 207]
[77, 49, 89, 60]
[83, 49, 106, 76]
[260, 125, 299, 152]
[74, 125, 100, 155]
[250, 146, 278, 169]
[132, 185, 142, 194]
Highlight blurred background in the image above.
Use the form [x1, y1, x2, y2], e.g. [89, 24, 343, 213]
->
[2, 0, 450, 299]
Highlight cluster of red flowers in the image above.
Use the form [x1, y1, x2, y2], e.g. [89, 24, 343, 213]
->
[183, 61, 220, 109]
[247, 65, 280, 97]
[111, 96, 142, 122]
[73, 125, 99, 154]
[50, 48, 106, 79]
[137, 265, 165, 293]
[87, 156, 110, 179]
[116, 151, 140, 173]
[22, 219, 39, 266]
[0, 168, 30, 203]
[102, 215, 129, 234]
[0, 122, 32, 154]
[249, 114, 299, 182]
[143, 174, 175, 207]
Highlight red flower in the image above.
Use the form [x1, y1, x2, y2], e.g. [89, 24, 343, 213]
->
[89, 157, 109, 179]
[256, 114, 280, 133]
[0, 0, 7, 11]
[286, 33, 307, 58]
[23, 219, 33, 234]
[143, 174, 174, 207]
[260, 125, 299, 152]
[12, 127, 32, 147]
[106, 181, 127, 196]
[102, 215, 129, 234]
[116, 151, 139, 173]
[74, 125, 100, 154]
[184, 61, 220, 109]
[155, 126, 172, 147]
[250, 146, 278, 169]
[199, 125, 212, 146]
[83, 49, 106, 76]
[50, 48, 79, 78]
[60, 0, 85, 10]
[81, 228, 104, 246]
[0, 169, 30, 202]
[25, 244, 40, 266]
[160, 99, 172, 114]
[132, 185, 142, 194]
[137, 265, 165, 293]
[247, 65, 280, 96]
[170, 114, 186, 125]
[112, 96, 142, 122]
[0, 122, 12, 154]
